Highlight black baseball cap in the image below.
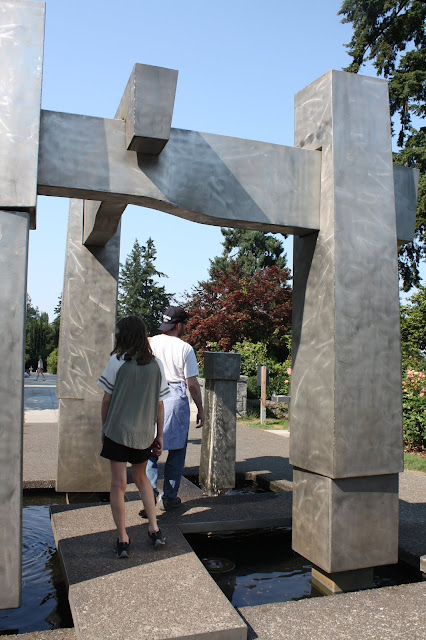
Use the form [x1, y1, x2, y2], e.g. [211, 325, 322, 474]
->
[159, 306, 189, 331]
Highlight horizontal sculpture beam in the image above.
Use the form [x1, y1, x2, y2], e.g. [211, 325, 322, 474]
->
[37, 109, 418, 247]
[38, 110, 322, 238]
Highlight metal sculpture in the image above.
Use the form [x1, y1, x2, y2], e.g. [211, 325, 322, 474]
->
[0, 0, 418, 607]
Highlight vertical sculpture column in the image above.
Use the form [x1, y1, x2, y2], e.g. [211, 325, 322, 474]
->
[199, 352, 241, 495]
[290, 71, 402, 592]
[56, 200, 120, 492]
[0, 0, 45, 609]
[0, 211, 30, 608]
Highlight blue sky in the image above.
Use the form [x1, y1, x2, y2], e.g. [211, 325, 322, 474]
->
[29, 0, 360, 319]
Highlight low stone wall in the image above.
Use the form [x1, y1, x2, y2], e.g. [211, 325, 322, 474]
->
[196, 375, 248, 417]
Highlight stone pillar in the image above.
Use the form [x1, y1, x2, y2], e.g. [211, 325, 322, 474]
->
[0, 211, 30, 608]
[199, 352, 241, 495]
[56, 199, 120, 492]
[290, 71, 402, 589]
[0, 0, 45, 609]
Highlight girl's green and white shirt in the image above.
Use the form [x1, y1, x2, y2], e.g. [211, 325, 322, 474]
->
[97, 355, 170, 450]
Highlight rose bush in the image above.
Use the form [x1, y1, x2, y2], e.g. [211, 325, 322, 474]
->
[402, 358, 426, 451]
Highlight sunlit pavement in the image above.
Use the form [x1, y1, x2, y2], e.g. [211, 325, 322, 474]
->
[24, 374, 58, 423]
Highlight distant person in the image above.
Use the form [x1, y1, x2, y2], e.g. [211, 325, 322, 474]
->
[35, 355, 46, 381]
[143, 306, 204, 513]
[97, 316, 170, 556]
[29, 365, 33, 375]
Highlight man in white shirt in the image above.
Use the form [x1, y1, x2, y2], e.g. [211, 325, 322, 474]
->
[147, 306, 204, 511]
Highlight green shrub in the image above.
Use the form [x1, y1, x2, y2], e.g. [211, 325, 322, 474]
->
[267, 359, 292, 397]
[247, 376, 260, 399]
[234, 340, 270, 376]
[402, 360, 426, 451]
[47, 347, 58, 374]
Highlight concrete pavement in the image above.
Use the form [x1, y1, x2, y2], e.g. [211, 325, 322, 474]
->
[23, 375, 58, 488]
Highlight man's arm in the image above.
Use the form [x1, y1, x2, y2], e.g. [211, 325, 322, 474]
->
[186, 376, 205, 428]
[156, 400, 165, 454]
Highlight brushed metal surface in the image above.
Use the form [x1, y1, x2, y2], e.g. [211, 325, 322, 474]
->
[56, 399, 110, 492]
[290, 71, 403, 479]
[0, 210, 30, 609]
[116, 63, 178, 154]
[38, 111, 321, 237]
[57, 199, 119, 399]
[292, 469, 399, 573]
[83, 63, 177, 245]
[0, 0, 44, 220]
[83, 199, 126, 246]
[56, 199, 119, 491]
[394, 164, 419, 246]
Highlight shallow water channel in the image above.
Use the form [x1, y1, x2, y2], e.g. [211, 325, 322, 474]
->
[185, 528, 421, 608]
[0, 492, 73, 636]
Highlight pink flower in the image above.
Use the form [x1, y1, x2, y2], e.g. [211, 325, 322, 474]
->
[287, 368, 292, 375]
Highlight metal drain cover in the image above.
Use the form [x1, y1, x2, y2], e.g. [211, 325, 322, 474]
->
[202, 557, 236, 573]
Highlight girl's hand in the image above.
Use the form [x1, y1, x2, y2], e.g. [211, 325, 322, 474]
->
[152, 436, 163, 457]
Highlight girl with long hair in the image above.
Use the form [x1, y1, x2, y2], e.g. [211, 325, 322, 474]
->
[97, 316, 170, 556]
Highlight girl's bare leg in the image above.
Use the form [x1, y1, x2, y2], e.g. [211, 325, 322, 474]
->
[109, 461, 129, 543]
[132, 461, 159, 534]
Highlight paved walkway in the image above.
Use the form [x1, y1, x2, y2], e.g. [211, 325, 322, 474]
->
[13, 379, 426, 640]
[23, 375, 59, 488]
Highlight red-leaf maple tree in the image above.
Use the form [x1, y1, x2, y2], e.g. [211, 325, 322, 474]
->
[183, 262, 292, 357]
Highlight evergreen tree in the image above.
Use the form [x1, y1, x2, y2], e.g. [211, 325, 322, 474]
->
[117, 238, 173, 336]
[25, 296, 56, 369]
[51, 294, 62, 347]
[209, 229, 287, 277]
[339, 0, 426, 290]
[26, 294, 39, 323]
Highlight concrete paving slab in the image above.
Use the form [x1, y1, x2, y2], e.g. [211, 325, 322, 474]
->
[398, 471, 426, 572]
[51, 498, 247, 640]
[23, 422, 57, 488]
[24, 375, 59, 423]
[241, 582, 426, 640]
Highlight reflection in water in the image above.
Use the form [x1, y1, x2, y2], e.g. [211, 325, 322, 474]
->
[186, 528, 322, 607]
[186, 528, 421, 609]
[0, 505, 73, 635]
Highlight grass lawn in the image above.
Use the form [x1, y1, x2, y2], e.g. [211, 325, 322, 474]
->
[237, 415, 288, 430]
[239, 417, 425, 473]
[404, 452, 426, 474]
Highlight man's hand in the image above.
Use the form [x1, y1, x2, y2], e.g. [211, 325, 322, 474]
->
[196, 409, 205, 429]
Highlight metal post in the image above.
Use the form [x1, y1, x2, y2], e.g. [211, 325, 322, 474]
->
[260, 366, 267, 425]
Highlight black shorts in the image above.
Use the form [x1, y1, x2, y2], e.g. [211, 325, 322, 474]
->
[100, 435, 152, 464]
